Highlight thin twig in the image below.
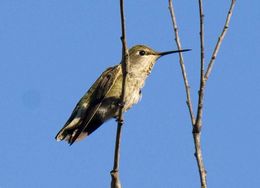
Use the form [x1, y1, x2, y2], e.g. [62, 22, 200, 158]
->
[195, 0, 205, 134]
[110, 123, 123, 188]
[168, 0, 196, 126]
[205, 0, 237, 81]
[110, 0, 129, 188]
[193, 1, 208, 187]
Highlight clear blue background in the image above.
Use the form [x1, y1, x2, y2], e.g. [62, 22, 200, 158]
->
[0, 0, 259, 187]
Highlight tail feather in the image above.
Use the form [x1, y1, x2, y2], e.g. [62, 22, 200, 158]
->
[55, 127, 72, 142]
[55, 115, 105, 145]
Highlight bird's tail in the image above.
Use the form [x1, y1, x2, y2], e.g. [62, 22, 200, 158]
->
[55, 115, 104, 145]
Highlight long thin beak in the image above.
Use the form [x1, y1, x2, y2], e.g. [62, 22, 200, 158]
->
[158, 49, 191, 56]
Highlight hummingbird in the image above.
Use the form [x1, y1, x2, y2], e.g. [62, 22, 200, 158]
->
[55, 45, 190, 145]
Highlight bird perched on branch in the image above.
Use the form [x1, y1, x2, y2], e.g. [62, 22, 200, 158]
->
[55, 45, 190, 145]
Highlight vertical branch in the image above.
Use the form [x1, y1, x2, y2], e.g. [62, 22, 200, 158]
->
[193, 1, 208, 187]
[110, 0, 129, 188]
[205, 0, 236, 81]
[195, 0, 205, 133]
[168, 0, 196, 126]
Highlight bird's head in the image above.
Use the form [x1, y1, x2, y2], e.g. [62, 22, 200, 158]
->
[127, 44, 190, 75]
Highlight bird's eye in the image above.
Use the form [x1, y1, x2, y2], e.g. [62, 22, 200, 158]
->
[139, 50, 146, 56]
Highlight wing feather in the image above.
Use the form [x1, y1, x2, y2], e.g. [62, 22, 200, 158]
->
[55, 65, 121, 145]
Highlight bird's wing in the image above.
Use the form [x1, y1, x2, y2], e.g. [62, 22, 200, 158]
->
[56, 65, 121, 145]
[63, 66, 117, 129]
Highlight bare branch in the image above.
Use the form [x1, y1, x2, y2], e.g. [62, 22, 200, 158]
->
[192, 1, 208, 187]
[205, 0, 237, 81]
[194, 1, 237, 185]
[110, 0, 129, 187]
[168, 0, 207, 187]
[168, 0, 196, 126]
[193, 133, 207, 188]
[195, 0, 205, 133]
[168, 1, 236, 188]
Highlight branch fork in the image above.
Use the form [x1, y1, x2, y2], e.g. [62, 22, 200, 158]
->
[168, 0, 236, 187]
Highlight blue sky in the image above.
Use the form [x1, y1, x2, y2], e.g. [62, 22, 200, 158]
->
[0, 1, 259, 187]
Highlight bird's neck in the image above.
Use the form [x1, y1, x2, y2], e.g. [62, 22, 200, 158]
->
[126, 62, 156, 89]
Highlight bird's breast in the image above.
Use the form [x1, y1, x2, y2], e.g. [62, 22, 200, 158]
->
[122, 73, 148, 112]
[107, 73, 147, 112]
